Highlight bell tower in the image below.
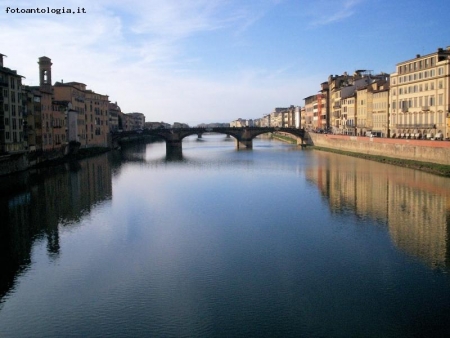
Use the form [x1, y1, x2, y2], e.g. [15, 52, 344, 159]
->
[38, 56, 52, 93]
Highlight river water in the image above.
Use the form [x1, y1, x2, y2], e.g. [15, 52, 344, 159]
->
[1, 135, 450, 337]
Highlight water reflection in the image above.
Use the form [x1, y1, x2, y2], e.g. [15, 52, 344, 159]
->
[305, 151, 450, 269]
[1, 140, 450, 305]
[0, 154, 112, 302]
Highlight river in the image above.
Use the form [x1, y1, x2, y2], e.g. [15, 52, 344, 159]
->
[1, 134, 449, 337]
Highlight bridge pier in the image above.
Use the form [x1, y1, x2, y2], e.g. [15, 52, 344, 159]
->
[166, 144, 183, 160]
[236, 139, 252, 149]
[166, 140, 182, 153]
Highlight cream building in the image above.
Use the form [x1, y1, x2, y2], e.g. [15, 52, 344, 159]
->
[127, 112, 145, 130]
[390, 47, 450, 140]
[341, 93, 356, 135]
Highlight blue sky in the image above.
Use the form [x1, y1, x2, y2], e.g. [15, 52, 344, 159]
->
[1, 0, 450, 125]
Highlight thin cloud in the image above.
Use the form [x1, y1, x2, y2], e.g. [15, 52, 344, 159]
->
[307, 0, 364, 28]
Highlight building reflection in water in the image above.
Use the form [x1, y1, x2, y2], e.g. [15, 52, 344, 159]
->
[0, 154, 112, 302]
[305, 152, 450, 269]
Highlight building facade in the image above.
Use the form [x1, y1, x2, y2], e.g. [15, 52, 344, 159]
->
[390, 47, 450, 140]
[0, 53, 25, 153]
[85, 90, 109, 147]
[127, 112, 145, 131]
[108, 102, 121, 132]
[54, 80, 109, 147]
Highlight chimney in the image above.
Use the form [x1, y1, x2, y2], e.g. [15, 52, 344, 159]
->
[0, 53, 5, 68]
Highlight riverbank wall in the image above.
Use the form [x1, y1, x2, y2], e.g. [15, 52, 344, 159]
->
[0, 153, 29, 176]
[306, 133, 450, 166]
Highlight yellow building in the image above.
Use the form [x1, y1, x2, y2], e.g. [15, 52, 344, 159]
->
[85, 90, 109, 147]
[372, 86, 390, 137]
[53, 81, 86, 144]
[54, 81, 109, 147]
[390, 47, 450, 140]
[356, 86, 369, 136]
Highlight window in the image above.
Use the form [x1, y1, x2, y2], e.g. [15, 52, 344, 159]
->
[439, 94, 443, 105]
[431, 82, 434, 90]
[439, 81, 443, 89]
[438, 67, 444, 75]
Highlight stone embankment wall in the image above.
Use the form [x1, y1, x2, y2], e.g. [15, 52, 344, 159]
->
[0, 153, 29, 176]
[307, 133, 450, 165]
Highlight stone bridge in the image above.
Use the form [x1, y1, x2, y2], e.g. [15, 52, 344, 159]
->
[112, 127, 305, 153]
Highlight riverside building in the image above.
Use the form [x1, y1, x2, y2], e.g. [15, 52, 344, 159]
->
[0, 53, 26, 153]
[390, 47, 450, 140]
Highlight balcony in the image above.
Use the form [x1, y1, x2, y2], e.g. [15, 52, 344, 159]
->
[333, 103, 341, 109]
[0, 80, 8, 87]
[401, 106, 408, 112]
[395, 124, 436, 129]
[421, 106, 430, 111]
